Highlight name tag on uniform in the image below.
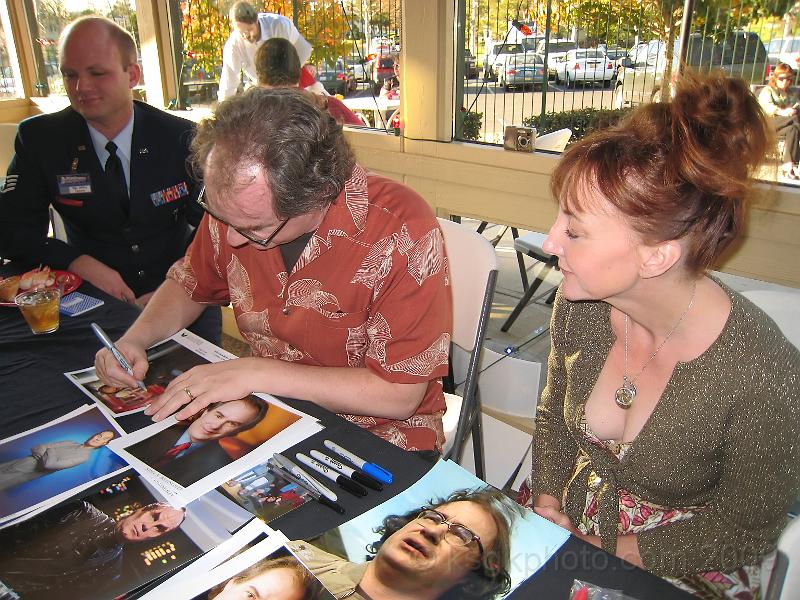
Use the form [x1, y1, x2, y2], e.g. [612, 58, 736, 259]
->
[150, 181, 189, 207]
[57, 173, 92, 195]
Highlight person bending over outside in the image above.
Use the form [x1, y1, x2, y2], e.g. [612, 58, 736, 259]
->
[95, 87, 452, 453]
[519, 71, 800, 598]
[208, 555, 322, 600]
[255, 37, 363, 126]
[757, 62, 800, 180]
[218, 1, 320, 101]
[289, 488, 517, 600]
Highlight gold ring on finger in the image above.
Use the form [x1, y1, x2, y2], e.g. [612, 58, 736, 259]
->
[184, 387, 195, 401]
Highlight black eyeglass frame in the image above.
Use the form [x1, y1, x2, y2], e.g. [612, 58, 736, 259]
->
[196, 185, 290, 247]
[415, 508, 485, 560]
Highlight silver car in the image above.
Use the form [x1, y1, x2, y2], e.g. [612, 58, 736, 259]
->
[499, 54, 546, 90]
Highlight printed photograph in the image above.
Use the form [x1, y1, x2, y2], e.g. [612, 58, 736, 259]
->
[219, 462, 311, 522]
[190, 546, 334, 600]
[0, 470, 248, 600]
[68, 340, 211, 416]
[123, 397, 301, 488]
[0, 406, 127, 522]
[291, 460, 572, 600]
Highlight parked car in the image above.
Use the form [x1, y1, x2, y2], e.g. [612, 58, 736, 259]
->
[554, 49, 615, 87]
[372, 55, 396, 85]
[766, 37, 800, 77]
[498, 53, 546, 90]
[345, 55, 370, 82]
[464, 48, 478, 78]
[534, 39, 580, 78]
[614, 31, 768, 108]
[317, 60, 357, 96]
[483, 42, 524, 80]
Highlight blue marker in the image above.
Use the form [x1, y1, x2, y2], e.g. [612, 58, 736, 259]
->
[323, 439, 393, 485]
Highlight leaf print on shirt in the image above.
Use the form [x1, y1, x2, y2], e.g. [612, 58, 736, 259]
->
[285, 279, 343, 318]
[344, 164, 369, 231]
[366, 313, 450, 376]
[238, 309, 304, 361]
[404, 227, 446, 286]
[209, 219, 222, 278]
[227, 254, 253, 312]
[167, 257, 198, 295]
[351, 235, 395, 297]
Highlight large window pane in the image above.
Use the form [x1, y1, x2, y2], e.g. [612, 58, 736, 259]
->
[458, 0, 798, 185]
[0, 13, 23, 99]
[24, 0, 141, 99]
[176, 0, 401, 130]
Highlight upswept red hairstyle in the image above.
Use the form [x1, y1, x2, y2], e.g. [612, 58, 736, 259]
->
[551, 70, 772, 274]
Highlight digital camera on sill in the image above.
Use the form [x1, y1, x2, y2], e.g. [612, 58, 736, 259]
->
[503, 126, 536, 152]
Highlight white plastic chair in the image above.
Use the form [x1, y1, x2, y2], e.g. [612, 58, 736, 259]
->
[764, 516, 800, 600]
[534, 127, 572, 152]
[437, 217, 498, 480]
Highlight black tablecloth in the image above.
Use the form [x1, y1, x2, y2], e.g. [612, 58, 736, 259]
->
[0, 269, 692, 599]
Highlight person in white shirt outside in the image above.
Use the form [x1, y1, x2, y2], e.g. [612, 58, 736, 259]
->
[218, 1, 321, 101]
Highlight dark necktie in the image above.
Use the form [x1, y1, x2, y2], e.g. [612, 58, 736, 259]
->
[104, 141, 129, 215]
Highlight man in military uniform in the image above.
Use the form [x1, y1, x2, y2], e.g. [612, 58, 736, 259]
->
[0, 16, 219, 340]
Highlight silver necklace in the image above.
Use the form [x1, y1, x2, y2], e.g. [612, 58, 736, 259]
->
[614, 282, 697, 409]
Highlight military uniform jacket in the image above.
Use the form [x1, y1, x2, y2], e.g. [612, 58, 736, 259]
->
[0, 101, 201, 297]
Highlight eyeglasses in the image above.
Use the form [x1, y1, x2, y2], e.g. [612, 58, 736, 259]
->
[777, 76, 793, 81]
[196, 185, 289, 247]
[415, 509, 485, 559]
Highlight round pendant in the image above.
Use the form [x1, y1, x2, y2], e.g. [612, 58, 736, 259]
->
[614, 383, 636, 409]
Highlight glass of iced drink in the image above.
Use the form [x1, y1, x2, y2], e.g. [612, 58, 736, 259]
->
[15, 289, 61, 334]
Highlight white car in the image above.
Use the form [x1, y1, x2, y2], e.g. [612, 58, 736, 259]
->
[345, 56, 370, 82]
[766, 37, 800, 76]
[554, 49, 614, 87]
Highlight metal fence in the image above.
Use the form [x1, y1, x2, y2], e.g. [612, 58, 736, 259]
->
[458, 0, 799, 154]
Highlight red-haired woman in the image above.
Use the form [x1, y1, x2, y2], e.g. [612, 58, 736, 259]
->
[521, 71, 800, 598]
[758, 62, 800, 179]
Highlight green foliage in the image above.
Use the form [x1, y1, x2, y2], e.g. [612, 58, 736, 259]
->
[461, 110, 483, 140]
[521, 106, 633, 145]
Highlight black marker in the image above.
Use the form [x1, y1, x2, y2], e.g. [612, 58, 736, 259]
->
[310, 450, 384, 491]
[296, 453, 367, 497]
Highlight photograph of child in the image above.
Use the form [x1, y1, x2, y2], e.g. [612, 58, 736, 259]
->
[124, 397, 301, 488]
[0, 406, 127, 521]
[220, 462, 311, 522]
[0, 470, 246, 600]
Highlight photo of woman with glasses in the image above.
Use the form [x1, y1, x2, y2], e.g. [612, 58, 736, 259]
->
[758, 62, 800, 179]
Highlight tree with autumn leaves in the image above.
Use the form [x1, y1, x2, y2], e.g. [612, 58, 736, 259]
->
[181, 0, 366, 79]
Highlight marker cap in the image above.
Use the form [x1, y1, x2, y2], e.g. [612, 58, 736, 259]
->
[363, 462, 393, 485]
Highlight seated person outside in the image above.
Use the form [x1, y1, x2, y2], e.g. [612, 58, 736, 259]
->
[758, 62, 800, 179]
[95, 88, 452, 453]
[255, 38, 363, 126]
[520, 72, 800, 598]
[0, 16, 219, 341]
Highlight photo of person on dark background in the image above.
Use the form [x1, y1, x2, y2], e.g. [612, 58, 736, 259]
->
[127, 397, 267, 486]
[0, 429, 115, 491]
